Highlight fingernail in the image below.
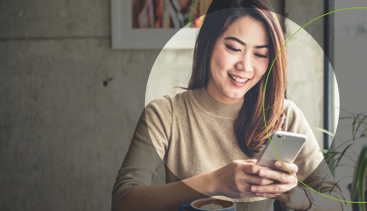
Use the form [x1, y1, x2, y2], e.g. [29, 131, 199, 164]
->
[259, 170, 266, 177]
[252, 186, 257, 192]
[275, 162, 281, 167]
[256, 193, 262, 196]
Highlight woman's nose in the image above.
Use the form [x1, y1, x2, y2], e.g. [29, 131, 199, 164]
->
[235, 53, 254, 72]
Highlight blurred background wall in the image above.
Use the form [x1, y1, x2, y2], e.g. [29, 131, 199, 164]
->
[0, 1, 153, 210]
[0, 0, 329, 210]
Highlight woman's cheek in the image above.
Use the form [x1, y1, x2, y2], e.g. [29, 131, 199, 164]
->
[216, 51, 227, 64]
[258, 60, 269, 76]
[214, 54, 231, 72]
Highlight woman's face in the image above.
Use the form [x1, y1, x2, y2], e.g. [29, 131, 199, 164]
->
[206, 15, 270, 104]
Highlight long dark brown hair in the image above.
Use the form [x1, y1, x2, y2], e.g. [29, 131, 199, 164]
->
[187, 0, 287, 158]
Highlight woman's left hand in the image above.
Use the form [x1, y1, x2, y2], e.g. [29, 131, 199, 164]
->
[250, 161, 311, 210]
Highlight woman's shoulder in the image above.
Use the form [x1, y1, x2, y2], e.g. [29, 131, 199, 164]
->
[144, 90, 192, 133]
[145, 89, 192, 114]
[283, 99, 302, 116]
[282, 99, 310, 132]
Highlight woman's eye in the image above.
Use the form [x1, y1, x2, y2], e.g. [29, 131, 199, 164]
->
[225, 45, 241, 52]
[255, 54, 268, 58]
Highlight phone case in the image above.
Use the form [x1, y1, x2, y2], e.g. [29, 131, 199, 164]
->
[256, 131, 306, 170]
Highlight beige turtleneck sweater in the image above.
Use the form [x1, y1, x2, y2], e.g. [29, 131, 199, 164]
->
[112, 87, 346, 211]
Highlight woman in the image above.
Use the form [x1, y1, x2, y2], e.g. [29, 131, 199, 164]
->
[113, 0, 346, 210]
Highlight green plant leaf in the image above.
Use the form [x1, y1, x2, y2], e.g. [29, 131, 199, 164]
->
[325, 144, 356, 169]
[354, 115, 366, 139]
[334, 143, 355, 170]
[357, 148, 367, 211]
[351, 145, 367, 211]
[352, 117, 357, 139]
[351, 146, 367, 201]
[321, 149, 329, 154]
[324, 151, 339, 163]
[329, 176, 353, 193]
[312, 127, 335, 138]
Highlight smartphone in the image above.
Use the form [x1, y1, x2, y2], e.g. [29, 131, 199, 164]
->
[256, 131, 306, 171]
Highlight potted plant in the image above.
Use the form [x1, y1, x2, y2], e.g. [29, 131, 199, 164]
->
[321, 111, 367, 211]
[349, 145, 367, 211]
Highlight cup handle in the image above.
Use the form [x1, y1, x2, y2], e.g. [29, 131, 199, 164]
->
[178, 205, 191, 211]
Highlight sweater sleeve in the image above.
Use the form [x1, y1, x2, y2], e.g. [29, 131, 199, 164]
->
[283, 100, 347, 211]
[111, 96, 172, 210]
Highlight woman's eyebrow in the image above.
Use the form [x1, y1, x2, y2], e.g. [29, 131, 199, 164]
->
[224, 37, 246, 45]
[224, 36, 269, 49]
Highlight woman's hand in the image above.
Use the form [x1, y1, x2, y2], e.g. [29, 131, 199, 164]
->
[250, 161, 310, 210]
[209, 159, 275, 199]
[250, 161, 298, 198]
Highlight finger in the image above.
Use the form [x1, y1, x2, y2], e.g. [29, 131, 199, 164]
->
[240, 159, 257, 164]
[246, 159, 257, 163]
[242, 163, 273, 175]
[244, 174, 274, 186]
[254, 192, 281, 198]
[257, 169, 298, 184]
[251, 184, 296, 194]
[274, 161, 298, 174]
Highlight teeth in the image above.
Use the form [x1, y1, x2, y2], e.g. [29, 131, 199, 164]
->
[229, 74, 248, 83]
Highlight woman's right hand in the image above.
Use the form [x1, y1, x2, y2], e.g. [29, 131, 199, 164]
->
[208, 159, 275, 199]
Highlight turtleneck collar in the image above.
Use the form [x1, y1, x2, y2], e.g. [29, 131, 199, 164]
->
[189, 87, 244, 118]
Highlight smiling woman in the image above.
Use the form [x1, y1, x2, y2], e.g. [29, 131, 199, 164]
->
[189, 5, 286, 157]
[112, 1, 346, 211]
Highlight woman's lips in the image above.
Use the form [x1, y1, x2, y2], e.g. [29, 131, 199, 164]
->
[228, 73, 250, 83]
[228, 73, 250, 87]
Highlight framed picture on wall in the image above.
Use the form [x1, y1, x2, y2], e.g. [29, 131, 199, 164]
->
[111, 0, 213, 49]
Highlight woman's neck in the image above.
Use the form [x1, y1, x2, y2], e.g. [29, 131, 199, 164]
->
[205, 81, 244, 105]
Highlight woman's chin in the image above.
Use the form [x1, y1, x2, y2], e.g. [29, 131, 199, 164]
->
[223, 94, 244, 103]
[226, 91, 246, 100]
